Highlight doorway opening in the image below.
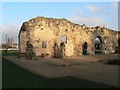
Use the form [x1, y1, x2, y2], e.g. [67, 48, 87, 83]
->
[118, 38, 120, 53]
[82, 42, 88, 55]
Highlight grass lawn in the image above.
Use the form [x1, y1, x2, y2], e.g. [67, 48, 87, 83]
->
[2, 57, 118, 88]
[1, 51, 17, 56]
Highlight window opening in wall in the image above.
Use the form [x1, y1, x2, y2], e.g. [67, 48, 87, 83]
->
[61, 35, 67, 43]
[42, 41, 47, 48]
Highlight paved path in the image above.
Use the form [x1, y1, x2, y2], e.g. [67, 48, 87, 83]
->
[3, 55, 119, 87]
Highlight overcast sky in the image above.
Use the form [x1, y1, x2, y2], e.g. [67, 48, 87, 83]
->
[1, 2, 118, 43]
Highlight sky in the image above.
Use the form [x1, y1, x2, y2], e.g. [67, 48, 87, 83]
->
[0, 2, 118, 43]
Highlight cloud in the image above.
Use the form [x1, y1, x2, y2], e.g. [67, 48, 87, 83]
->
[69, 4, 107, 27]
[68, 2, 118, 30]
[85, 4, 102, 13]
[1, 24, 21, 43]
[69, 14, 108, 27]
[69, 13, 118, 30]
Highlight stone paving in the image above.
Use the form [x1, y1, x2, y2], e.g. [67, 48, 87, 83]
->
[3, 54, 119, 87]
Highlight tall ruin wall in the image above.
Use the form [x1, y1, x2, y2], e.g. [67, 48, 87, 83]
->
[18, 16, 118, 59]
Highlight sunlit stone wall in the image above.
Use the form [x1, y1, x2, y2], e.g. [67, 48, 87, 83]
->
[18, 16, 118, 59]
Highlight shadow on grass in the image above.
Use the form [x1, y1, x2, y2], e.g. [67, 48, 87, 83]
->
[1, 51, 17, 56]
[2, 57, 118, 88]
[98, 59, 120, 65]
[106, 59, 120, 65]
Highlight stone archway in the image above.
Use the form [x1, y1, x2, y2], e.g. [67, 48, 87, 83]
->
[82, 42, 88, 55]
[94, 36, 103, 54]
[115, 38, 120, 53]
[118, 38, 120, 47]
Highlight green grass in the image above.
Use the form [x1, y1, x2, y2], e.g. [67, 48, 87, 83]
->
[1, 51, 17, 56]
[2, 57, 118, 88]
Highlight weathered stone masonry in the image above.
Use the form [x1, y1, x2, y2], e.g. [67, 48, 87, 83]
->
[18, 16, 119, 59]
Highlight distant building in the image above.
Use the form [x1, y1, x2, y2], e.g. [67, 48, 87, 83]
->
[8, 37, 14, 48]
[12, 43, 18, 49]
[1, 43, 6, 49]
[0, 43, 2, 48]
[0, 43, 18, 51]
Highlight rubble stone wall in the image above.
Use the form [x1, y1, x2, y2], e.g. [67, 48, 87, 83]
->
[19, 31, 27, 53]
[18, 16, 119, 59]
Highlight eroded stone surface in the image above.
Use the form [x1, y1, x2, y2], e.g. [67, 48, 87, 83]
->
[18, 16, 119, 59]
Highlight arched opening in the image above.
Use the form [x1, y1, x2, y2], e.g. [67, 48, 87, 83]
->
[60, 42, 65, 57]
[59, 35, 66, 57]
[82, 42, 88, 55]
[118, 38, 120, 46]
[115, 38, 120, 53]
[57, 42, 65, 58]
[118, 38, 120, 53]
[94, 36, 103, 54]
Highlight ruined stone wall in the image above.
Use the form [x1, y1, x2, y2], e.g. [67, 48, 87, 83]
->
[33, 26, 55, 56]
[18, 16, 118, 58]
[19, 31, 27, 53]
[92, 27, 118, 54]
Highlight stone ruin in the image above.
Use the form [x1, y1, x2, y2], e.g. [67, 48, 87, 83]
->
[18, 16, 119, 60]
